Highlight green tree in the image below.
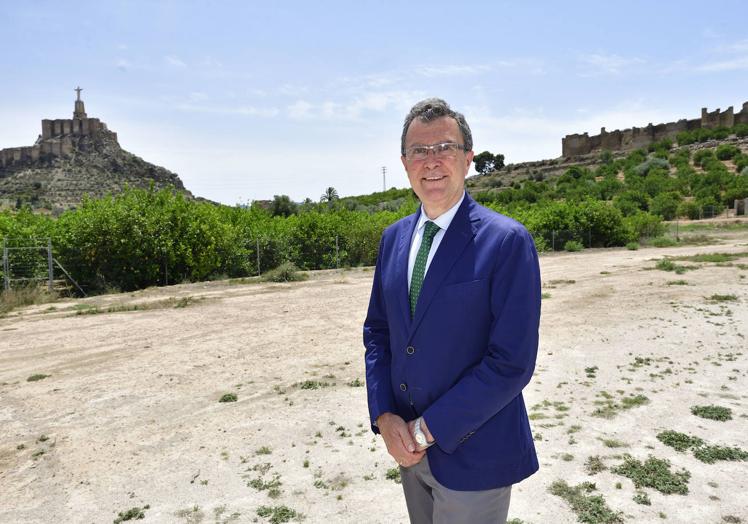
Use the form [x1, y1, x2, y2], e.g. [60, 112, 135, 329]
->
[650, 192, 682, 220]
[473, 151, 505, 175]
[320, 186, 340, 208]
[270, 195, 298, 217]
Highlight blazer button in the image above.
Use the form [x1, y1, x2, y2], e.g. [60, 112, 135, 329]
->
[399, 383, 407, 391]
[406, 346, 415, 355]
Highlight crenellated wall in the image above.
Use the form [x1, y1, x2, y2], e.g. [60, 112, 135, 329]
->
[40, 117, 111, 140]
[562, 100, 748, 157]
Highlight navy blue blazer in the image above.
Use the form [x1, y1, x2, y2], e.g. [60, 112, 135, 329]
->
[363, 193, 541, 491]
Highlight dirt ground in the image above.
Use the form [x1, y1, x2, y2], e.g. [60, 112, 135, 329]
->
[1, 225, 747, 524]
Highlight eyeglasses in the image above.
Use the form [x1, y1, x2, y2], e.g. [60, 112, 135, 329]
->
[404, 142, 467, 161]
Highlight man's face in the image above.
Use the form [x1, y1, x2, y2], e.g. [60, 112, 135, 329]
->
[401, 116, 474, 218]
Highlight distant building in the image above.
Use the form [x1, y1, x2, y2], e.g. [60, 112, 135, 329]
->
[0, 87, 116, 169]
[561, 101, 748, 158]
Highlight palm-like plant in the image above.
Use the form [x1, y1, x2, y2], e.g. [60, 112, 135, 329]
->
[320, 186, 339, 205]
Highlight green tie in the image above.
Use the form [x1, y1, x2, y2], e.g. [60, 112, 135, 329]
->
[410, 221, 440, 317]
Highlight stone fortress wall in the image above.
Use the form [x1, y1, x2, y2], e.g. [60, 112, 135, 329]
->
[0, 91, 117, 169]
[561, 101, 748, 157]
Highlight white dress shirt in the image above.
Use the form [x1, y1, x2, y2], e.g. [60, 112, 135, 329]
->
[407, 191, 466, 289]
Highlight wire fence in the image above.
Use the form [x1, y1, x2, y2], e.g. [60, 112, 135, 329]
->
[4, 202, 746, 296]
[2, 238, 53, 291]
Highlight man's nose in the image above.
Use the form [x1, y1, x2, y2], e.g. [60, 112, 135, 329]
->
[423, 151, 441, 167]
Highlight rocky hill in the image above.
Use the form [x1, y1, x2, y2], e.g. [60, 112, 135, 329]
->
[466, 136, 748, 194]
[0, 92, 192, 212]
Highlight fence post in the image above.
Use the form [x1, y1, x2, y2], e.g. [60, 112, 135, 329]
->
[47, 238, 53, 292]
[256, 238, 261, 276]
[2, 238, 8, 291]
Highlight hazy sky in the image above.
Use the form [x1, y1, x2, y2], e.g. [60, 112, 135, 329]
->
[1, 1, 747, 204]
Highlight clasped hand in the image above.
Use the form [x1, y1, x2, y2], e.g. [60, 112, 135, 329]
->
[376, 412, 433, 468]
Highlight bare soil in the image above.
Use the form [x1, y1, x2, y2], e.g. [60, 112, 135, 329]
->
[1, 227, 747, 523]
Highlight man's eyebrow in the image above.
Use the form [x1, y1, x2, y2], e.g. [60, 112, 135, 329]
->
[407, 141, 455, 147]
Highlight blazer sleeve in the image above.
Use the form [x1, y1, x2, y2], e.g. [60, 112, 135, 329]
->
[363, 236, 397, 434]
[422, 227, 541, 453]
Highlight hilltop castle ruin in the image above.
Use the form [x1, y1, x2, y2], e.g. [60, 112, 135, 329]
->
[0, 87, 116, 169]
[0, 89, 190, 210]
[562, 101, 748, 157]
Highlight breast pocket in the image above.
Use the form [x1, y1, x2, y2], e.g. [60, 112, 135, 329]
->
[433, 279, 489, 306]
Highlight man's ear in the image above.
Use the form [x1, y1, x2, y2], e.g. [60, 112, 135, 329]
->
[465, 150, 475, 170]
[401, 155, 408, 171]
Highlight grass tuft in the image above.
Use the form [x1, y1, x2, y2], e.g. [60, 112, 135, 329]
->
[657, 430, 704, 452]
[385, 467, 401, 484]
[262, 262, 307, 283]
[548, 480, 623, 524]
[219, 393, 238, 403]
[0, 286, 57, 317]
[693, 445, 748, 464]
[256, 505, 300, 524]
[612, 455, 690, 495]
[113, 505, 150, 523]
[706, 294, 738, 302]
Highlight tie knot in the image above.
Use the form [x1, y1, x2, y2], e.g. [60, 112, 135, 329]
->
[424, 221, 440, 240]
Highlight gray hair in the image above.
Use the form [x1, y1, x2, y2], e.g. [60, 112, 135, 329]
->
[400, 98, 473, 155]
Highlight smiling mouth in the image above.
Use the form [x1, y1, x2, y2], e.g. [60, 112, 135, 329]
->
[423, 175, 445, 181]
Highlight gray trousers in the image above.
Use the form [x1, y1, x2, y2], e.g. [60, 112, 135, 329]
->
[400, 456, 512, 524]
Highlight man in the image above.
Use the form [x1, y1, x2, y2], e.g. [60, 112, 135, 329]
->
[363, 98, 541, 523]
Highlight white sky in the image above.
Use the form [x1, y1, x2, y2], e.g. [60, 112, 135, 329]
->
[1, 1, 747, 204]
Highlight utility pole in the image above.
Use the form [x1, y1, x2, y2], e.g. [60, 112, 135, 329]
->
[382, 166, 387, 192]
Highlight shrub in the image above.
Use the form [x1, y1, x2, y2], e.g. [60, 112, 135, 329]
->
[612, 455, 690, 495]
[648, 138, 673, 153]
[693, 149, 716, 167]
[656, 430, 705, 452]
[219, 393, 238, 403]
[650, 237, 678, 248]
[677, 200, 701, 220]
[669, 148, 691, 167]
[623, 212, 665, 239]
[633, 157, 670, 177]
[656, 259, 676, 271]
[261, 262, 307, 282]
[693, 445, 748, 464]
[626, 242, 639, 250]
[256, 505, 299, 524]
[613, 191, 650, 216]
[650, 192, 682, 220]
[548, 480, 623, 524]
[715, 144, 740, 160]
[564, 240, 584, 252]
[676, 130, 696, 146]
[690, 405, 732, 421]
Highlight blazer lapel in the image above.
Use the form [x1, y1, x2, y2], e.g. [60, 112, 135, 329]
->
[409, 196, 480, 337]
[395, 211, 420, 330]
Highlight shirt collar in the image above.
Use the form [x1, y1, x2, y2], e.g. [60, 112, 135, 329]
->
[416, 191, 465, 233]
